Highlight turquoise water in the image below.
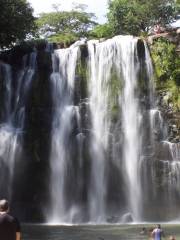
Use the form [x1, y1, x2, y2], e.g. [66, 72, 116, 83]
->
[22, 224, 180, 240]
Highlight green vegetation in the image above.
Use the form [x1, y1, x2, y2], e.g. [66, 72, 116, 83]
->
[176, 0, 180, 12]
[36, 4, 97, 43]
[76, 44, 89, 96]
[151, 38, 180, 110]
[108, 69, 123, 122]
[1, 0, 179, 47]
[107, 0, 177, 36]
[90, 24, 113, 39]
[0, 0, 36, 48]
[48, 33, 78, 47]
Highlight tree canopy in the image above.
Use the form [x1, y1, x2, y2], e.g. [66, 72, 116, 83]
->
[0, 0, 179, 48]
[0, 0, 36, 48]
[36, 4, 97, 39]
[107, 0, 177, 36]
[90, 24, 113, 39]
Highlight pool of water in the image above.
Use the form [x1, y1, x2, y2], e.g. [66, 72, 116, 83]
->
[22, 224, 180, 240]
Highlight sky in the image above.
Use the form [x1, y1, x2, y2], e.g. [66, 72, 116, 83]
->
[28, 0, 108, 23]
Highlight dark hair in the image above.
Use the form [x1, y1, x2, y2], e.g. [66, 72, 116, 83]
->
[0, 199, 9, 211]
[157, 224, 161, 229]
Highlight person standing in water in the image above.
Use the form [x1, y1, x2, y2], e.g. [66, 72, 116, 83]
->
[0, 199, 21, 240]
[151, 224, 165, 240]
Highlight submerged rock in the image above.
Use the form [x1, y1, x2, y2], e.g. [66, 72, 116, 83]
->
[121, 213, 133, 223]
[106, 215, 119, 223]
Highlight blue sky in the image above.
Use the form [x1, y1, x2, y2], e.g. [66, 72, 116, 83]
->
[28, 0, 108, 23]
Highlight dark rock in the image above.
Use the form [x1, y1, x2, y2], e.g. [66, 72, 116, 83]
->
[107, 215, 119, 223]
[121, 212, 133, 223]
[137, 38, 145, 59]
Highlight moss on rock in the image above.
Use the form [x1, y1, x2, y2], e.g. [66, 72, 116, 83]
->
[150, 37, 180, 143]
[150, 37, 180, 111]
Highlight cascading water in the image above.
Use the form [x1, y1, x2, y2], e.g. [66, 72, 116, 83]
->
[144, 41, 180, 220]
[160, 141, 180, 195]
[87, 39, 112, 222]
[0, 36, 179, 223]
[87, 36, 143, 222]
[120, 37, 142, 221]
[0, 52, 36, 200]
[48, 42, 81, 223]
[167, 142, 180, 200]
[48, 35, 175, 223]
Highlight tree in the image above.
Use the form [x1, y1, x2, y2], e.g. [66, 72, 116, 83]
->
[0, 0, 36, 48]
[36, 5, 97, 39]
[175, 0, 180, 14]
[151, 38, 180, 109]
[107, 0, 177, 36]
[90, 24, 113, 38]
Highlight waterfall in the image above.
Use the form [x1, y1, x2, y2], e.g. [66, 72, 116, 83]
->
[162, 141, 180, 192]
[144, 42, 155, 106]
[48, 36, 161, 223]
[144, 42, 180, 219]
[48, 42, 81, 223]
[87, 36, 143, 222]
[0, 63, 12, 122]
[150, 109, 165, 142]
[0, 52, 36, 199]
[0, 36, 179, 223]
[87, 39, 112, 222]
[120, 37, 142, 221]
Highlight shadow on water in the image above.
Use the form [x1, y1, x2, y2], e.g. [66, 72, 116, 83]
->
[22, 224, 141, 240]
[22, 224, 180, 240]
[22, 224, 168, 240]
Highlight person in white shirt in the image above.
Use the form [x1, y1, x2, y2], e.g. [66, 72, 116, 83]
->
[151, 224, 165, 240]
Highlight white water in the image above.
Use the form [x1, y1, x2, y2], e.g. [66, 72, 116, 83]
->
[144, 42, 155, 106]
[119, 36, 142, 221]
[47, 36, 179, 223]
[87, 39, 112, 222]
[160, 142, 180, 207]
[87, 36, 143, 222]
[150, 109, 164, 142]
[0, 38, 179, 224]
[0, 53, 36, 199]
[49, 43, 81, 223]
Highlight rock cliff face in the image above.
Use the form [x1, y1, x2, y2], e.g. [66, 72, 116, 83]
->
[158, 91, 180, 143]
[144, 31, 180, 220]
[148, 29, 180, 156]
